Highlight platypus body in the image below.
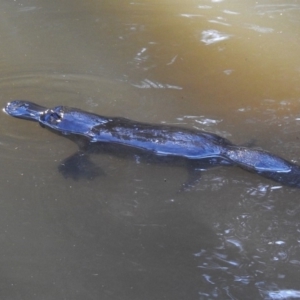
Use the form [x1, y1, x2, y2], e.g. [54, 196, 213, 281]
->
[4, 100, 300, 188]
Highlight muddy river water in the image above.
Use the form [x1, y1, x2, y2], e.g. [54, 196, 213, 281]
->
[0, 0, 300, 299]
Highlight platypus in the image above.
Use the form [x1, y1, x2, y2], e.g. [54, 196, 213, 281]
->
[3, 100, 300, 188]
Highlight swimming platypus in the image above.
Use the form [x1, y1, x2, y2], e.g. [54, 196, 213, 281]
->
[4, 100, 300, 188]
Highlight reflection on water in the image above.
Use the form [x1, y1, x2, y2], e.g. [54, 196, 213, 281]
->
[131, 78, 183, 89]
[0, 0, 300, 299]
[201, 29, 232, 45]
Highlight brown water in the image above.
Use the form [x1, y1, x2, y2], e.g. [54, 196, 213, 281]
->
[1, 0, 300, 299]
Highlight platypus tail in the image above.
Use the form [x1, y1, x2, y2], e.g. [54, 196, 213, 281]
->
[224, 145, 300, 188]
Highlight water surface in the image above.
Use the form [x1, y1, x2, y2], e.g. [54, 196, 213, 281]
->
[1, 0, 300, 299]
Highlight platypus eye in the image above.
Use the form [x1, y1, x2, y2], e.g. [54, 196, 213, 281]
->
[51, 112, 61, 121]
[47, 112, 62, 124]
[40, 109, 64, 126]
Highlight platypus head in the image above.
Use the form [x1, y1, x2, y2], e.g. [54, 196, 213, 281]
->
[3, 100, 46, 121]
[39, 105, 109, 137]
[4, 100, 110, 139]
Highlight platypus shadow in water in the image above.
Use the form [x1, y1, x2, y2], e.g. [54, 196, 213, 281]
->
[3, 100, 300, 189]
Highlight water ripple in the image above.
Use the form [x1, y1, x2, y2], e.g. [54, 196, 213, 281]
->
[201, 29, 232, 45]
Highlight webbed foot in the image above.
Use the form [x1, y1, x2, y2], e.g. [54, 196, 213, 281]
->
[58, 152, 104, 180]
[180, 158, 232, 191]
[179, 163, 203, 192]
